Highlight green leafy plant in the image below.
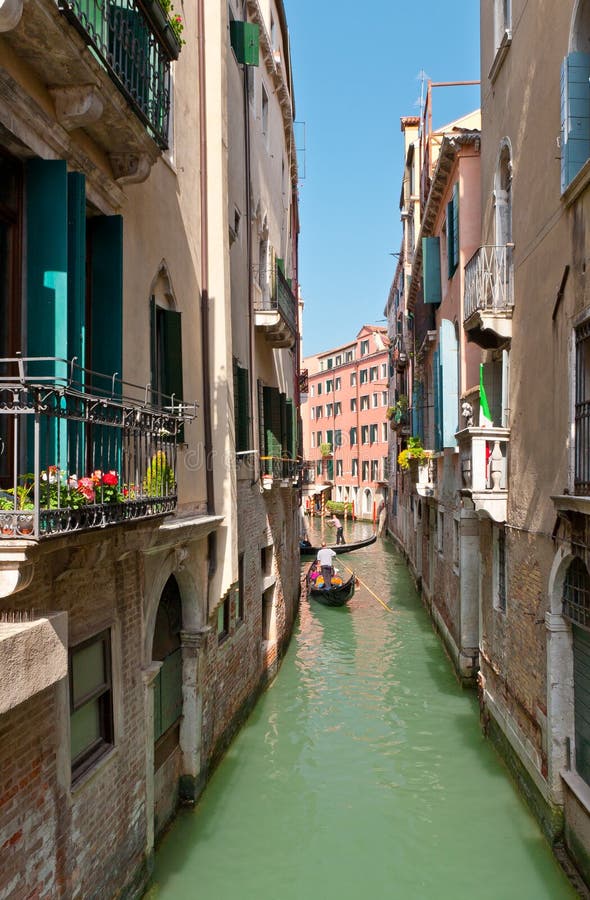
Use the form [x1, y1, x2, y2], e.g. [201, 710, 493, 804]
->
[397, 437, 429, 471]
[325, 500, 353, 515]
[158, 0, 184, 43]
[319, 442, 332, 457]
[144, 451, 175, 496]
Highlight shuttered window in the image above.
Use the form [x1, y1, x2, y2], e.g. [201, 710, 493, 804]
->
[561, 53, 590, 192]
[422, 237, 442, 304]
[233, 360, 250, 453]
[439, 319, 459, 448]
[447, 182, 460, 278]
[262, 385, 281, 474]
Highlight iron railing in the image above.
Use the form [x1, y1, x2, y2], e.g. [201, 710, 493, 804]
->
[58, 0, 178, 147]
[0, 357, 196, 539]
[253, 265, 298, 338]
[260, 456, 299, 483]
[464, 245, 514, 322]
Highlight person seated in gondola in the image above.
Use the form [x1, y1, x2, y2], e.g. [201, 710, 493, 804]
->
[317, 541, 337, 589]
[300, 537, 312, 550]
[308, 561, 320, 583]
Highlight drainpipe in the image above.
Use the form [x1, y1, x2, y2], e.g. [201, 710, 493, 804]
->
[197, 0, 217, 572]
[244, 65, 256, 482]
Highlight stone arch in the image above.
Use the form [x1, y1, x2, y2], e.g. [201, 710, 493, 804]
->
[143, 549, 201, 668]
[149, 260, 177, 311]
[570, 0, 590, 52]
[362, 487, 373, 517]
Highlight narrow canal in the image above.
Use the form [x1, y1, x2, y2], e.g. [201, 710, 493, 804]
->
[147, 529, 576, 899]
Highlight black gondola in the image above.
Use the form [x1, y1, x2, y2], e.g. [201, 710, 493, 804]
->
[300, 533, 377, 557]
[307, 567, 356, 607]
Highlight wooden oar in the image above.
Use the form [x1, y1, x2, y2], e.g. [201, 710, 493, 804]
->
[339, 562, 394, 614]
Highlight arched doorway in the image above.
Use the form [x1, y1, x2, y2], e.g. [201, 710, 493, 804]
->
[363, 488, 372, 517]
[152, 575, 184, 835]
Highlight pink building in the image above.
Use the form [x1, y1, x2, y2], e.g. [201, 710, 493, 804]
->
[301, 326, 390, 520]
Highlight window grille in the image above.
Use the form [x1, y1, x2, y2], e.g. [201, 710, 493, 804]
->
[564, 556, 590, 630]
[575, 321, 590, 495]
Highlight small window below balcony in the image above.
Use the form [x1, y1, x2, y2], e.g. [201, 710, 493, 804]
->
[70, 630, 114, 783]
[575, 319, 590, 495]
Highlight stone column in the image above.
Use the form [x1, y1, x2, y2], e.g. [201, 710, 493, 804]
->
[546, 612, 574, 804]
[142, 661, 162, 864]
[179, 627, 211, 802]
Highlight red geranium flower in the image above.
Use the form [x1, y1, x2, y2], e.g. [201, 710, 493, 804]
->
[102, 471, 118, 486]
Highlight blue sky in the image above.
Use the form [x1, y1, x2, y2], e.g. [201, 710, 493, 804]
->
[286, 1, 481, 357]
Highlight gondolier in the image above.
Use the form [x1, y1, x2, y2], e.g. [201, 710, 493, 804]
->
[317, 541, 337, 590]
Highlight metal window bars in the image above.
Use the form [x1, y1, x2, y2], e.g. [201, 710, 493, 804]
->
[0, 357, 197, 539]
[563, 557, 590, 631]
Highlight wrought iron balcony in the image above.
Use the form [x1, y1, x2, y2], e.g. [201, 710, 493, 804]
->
[254, 267, 298, 349]
[260, 456, 299, 488]
[1, 0, 180, 169]
[464, 245, 514, 348]
[456, 426, 510, 522]
[0, 357, 196, 540]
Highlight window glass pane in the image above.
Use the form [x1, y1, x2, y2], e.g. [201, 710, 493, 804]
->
[72, 640, 105, 704]
[71, 698, 101, 761]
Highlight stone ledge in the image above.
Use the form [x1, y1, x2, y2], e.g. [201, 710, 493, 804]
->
[0, 610, 67, 714]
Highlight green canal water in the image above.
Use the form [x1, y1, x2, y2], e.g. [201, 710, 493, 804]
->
[147, 529, 576, 899]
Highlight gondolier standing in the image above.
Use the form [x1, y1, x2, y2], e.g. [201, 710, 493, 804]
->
[330, 513, 345, 544]
[317, 541, 337, 589]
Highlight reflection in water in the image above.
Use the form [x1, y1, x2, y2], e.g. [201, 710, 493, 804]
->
[147, 533, 575, 900]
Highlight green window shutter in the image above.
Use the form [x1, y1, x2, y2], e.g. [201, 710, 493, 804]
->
[562, 53, 590, 191]
[88, 215, 123, 395]
[26, 159, 69, 372]
[236, 365, 250, 453]
[67, 172, 86, 369]
[452, 182, 460, 272]
[574, 625, 590, 785]
[150, 295, 158, 401]
[439, 319, 459, 448]
[446, 199, 455, 279]
[422, 237, 442, 304]
[286, 398, 294, 458]
[276, 257, 285, 276]
[159, 308, 183, 404]
[230, 20, 260, 66]
[262, 385, 281, 473]
[279, 392, 287, 456]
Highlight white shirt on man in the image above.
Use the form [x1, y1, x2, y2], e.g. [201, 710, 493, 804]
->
[317, 547, 337, 568]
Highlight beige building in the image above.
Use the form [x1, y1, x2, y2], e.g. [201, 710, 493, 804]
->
[0, 0, 300, 895]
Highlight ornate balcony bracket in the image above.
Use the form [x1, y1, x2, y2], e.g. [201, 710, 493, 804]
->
[49, 84, 104, 130]
[110, 152, 153, 185]
[0, 542, 36, 598]
[457, 426, 510, 522]
[0, 0, 23, 32]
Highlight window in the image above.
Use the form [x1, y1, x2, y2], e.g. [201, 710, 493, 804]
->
[362, 461, 369, 481]
[334, 402, 342, 416]
[382, 423, 388, 442]
[327, 358, 333, 369]
[335, 357, 342, 367]
[576, 319, 590, 495]
[360, 395, 369, 411]
[326, 403, 333, 417]
[371, 460, 379, 480]
[563, 557, 590, 785]
[369, 366, 378, 382]
[446, 182, 459, 278]
[336, 460, 343, 477]
[494, 0, 511, 50]
[218, 592, 231, 642]
[335, 377, 341, 391]
[316, 460, 322, 475]
[352, 459, 359, 476]
[151, 297, 183, 410]
[369, 424, 378, 443]
[350, 398, 357, 412]
[350, 372, 357, 387]
[311, 433, 315, 448]
[334, 429, 342, 447]
[563, 8, 590, 189]
[437, 509, 444, 554]
[346, 350, 354, 362]
[316, 406, 323, 419]
[360, 369, 368, 384]
[372, 393, 378, 408]
[70, 630, 114, 780]
[453, 518, 460, 572]
[317, 431, 322, 445]
[360, 339, 369, 356]
[233, 360, 250, 452]
[381, 364, 387, 379]
[382, 391, 388, 406]
[493, 525, 506, 611]
[350, 427, 357, 446]
[310, 384, 315, 398]
[310, 407, 315, 421]
[326, 379, 333, 393]
[361, 425, 369, 444]
[317, 383, 323, 396]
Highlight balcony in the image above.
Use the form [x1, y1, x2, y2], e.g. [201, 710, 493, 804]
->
[0, 357, 196, 541]
[1, 0, 180, 176]
[456, 426, 510, 522]
[464, 245, 514, 349]
[260, 456, 299, 489]
[254, 267, 298, 348]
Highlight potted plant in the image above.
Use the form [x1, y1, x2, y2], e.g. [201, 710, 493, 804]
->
[319, 442, 332, 457]
[397, 436, 430, 471]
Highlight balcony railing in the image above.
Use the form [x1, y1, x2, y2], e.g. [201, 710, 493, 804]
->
[58, 0, 179, 147]
[253, 266, 298, 347]
[464, 245, 514, 322]
[260, 456, 299, 487]
[456, 426, 510, 522]
[0, 357, 196, 539]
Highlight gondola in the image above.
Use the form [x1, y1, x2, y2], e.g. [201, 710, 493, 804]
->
[299, 533, 377, 557]
[307, 566, 356, 607]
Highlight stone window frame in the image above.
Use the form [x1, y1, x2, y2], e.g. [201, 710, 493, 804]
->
[69, 629, 114, 784]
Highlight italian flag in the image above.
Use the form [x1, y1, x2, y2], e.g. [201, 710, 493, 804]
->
[479, 363, 493, 428]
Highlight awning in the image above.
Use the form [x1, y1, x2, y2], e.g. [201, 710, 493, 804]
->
[302, 483, 332, 496]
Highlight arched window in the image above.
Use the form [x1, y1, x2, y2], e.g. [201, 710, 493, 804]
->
[494, 142, 512, 248]
[149, 264, 183, 409]
[563, 557, 590, 784]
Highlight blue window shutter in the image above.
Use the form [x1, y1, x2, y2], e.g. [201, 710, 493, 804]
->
[422, 237, 442, 304]
[88, 215, 123, 394]
[439, 319, 459, 448]
[562, 53, 590, 191]
[67, 173, 86, 369]
[452, 182, 460, 272]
